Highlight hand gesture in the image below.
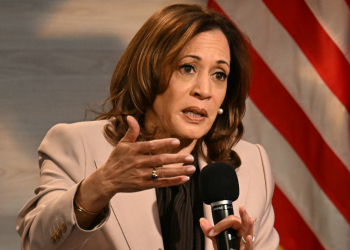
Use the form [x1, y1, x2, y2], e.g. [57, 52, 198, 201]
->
[76, 116, 195, 214]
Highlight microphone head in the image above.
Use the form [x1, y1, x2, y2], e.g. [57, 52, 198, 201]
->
[199, 162, 239, 205]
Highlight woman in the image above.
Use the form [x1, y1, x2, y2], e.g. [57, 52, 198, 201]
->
[16, 4, 279, 250]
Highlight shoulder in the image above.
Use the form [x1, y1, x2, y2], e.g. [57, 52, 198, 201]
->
[39, 120, 112, 157]
[232, 139, 259, 156]
[48, 120, 109, 136]
[233, 140, 269, 175]
[233, 140, 271, 173]
[233, 139, 275, 207]
[42, 120, 110, 144]
[233, 140, 279, 247]
[38, 120, 113, 178]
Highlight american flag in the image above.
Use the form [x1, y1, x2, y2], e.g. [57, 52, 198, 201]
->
[208, 0, 350, 249]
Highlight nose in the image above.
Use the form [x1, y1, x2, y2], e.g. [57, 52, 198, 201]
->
[190, 73, 212, 100]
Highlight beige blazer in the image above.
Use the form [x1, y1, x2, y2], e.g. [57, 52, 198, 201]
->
[16, 120, 279, 250]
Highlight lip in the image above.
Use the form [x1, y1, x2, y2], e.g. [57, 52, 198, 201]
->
[182, 106, 208, 122]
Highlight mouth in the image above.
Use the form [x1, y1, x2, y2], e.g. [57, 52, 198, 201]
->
[182, 106, 208, 120]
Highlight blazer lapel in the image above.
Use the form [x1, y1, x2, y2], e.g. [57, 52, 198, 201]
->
[93, 158, 163, 250]
[110, 190, 163, 250]
[198, 157, 250, 250]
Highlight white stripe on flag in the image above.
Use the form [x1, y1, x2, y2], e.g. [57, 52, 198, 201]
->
[305, 0, 350, 63]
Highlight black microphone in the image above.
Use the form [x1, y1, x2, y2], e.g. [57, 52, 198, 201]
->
[199, 162, 240, 250]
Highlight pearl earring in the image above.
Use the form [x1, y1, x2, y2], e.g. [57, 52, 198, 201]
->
[218, 108, 223, 114]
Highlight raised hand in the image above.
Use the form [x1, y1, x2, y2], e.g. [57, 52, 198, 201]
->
[94, 116, 195, 194]
[74, 116, 196, 226]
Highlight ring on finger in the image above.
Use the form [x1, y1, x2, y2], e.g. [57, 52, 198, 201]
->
[151, 169, 158, 180]
[242, 235, 255, 243]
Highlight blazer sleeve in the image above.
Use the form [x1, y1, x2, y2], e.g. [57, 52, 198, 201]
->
[254, 144, 279, 249]
[16, 123, 111, 250]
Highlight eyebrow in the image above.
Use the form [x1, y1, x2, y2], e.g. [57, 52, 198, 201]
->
[181, 55, 230, 67]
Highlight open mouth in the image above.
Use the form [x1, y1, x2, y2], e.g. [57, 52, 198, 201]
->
[183, 111, 204, 117]
[182, 107, 208, 118]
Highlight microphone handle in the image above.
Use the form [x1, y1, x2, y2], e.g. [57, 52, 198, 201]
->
[212, 203, 240, 250]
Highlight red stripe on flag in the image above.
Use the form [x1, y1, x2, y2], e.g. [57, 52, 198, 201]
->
[344, 0, 350, 10]
[207, 0, 350, 224]
[208, 0, 220, 10]
[273, 186, 326, 250]
[262, 0, 350, 114]
[249, 44, 350, 224]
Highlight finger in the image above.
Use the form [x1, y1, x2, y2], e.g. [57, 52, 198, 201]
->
[155, 164, 196, 178]
[199, 218, 218, 250]
[243, 235, 255, 250]
[119, 116, 140, 143]
[136, 138, 181, 155]
[239, 206, 254, 234]
[239, 205, 250, 222]
[199, 218, 213, 235]
[136, 154, 194, 169]
[209, 215, 241, 237]
[239, 206, 255, 248]
[150, 175, 191, 188]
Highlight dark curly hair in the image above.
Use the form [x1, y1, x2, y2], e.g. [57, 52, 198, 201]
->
[95, 4, 251, 168]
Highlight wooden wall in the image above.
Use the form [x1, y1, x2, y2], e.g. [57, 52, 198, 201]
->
[0, 0, 206, 248]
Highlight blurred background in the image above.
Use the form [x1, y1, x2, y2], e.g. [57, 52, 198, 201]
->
[0, 0, 205, 248]
[1, 0, 349, 249]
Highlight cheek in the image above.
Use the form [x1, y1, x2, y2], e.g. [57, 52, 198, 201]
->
[152, 91, 177, 119]
[216, 87, 227, 108]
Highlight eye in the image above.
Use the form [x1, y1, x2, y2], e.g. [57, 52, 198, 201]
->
[214, 72, 227, 81]
[180, 64, 196, 74]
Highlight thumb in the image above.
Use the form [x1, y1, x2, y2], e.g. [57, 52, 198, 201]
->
[200, 218, 213, 236]
[120, 116, 140, 143]
[200, 218, 218, 250]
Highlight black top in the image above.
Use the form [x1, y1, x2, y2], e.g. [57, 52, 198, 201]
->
[156, 153, 205, 250]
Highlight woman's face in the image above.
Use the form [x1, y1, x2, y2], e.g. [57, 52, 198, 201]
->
[146, 29, 230, 140]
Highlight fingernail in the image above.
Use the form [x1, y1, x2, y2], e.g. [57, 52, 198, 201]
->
[186, 166, 196, 173]
[209, 229, 214, 236]
[185, 155, 194, 162]
[182, 176, 190, 182]
[171, 140, 180, 146]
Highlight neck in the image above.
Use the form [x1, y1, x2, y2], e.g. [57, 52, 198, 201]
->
[171, 138, 197, 155]
[153, 131, 197, 155]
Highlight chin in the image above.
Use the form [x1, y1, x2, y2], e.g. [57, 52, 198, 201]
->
[177, 128, 208, 140]
[183, 134, 204, 140]
[172, 119, 212, 140]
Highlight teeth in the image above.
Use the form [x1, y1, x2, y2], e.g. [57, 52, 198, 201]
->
[184, 111, 202, 117]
